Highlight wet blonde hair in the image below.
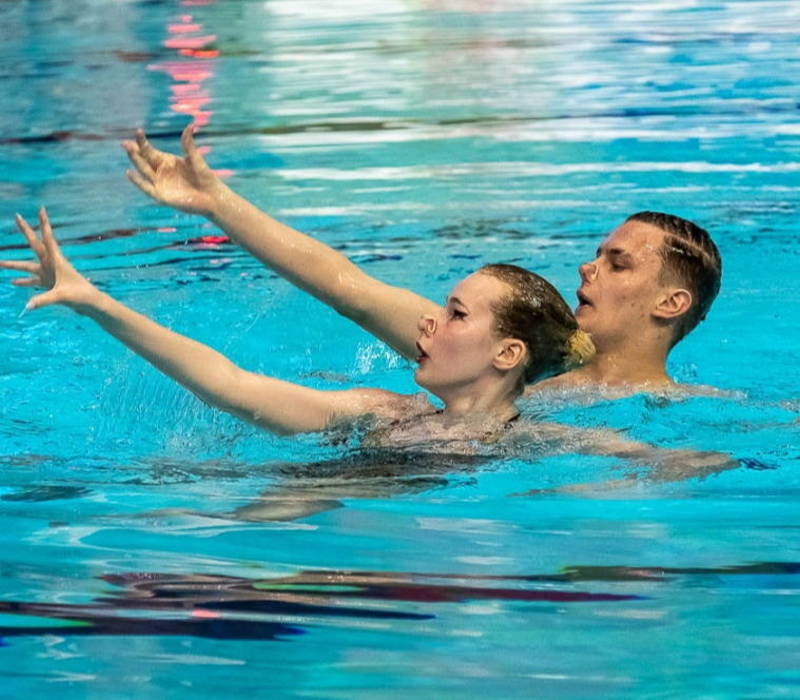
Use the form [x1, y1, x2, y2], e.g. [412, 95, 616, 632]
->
[480, 264, 595, 387]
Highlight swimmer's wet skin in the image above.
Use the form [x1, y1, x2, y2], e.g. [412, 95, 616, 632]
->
[123, 126, 723, 398]
[0, 209, 588, 442]
[1, 209, 734, 480]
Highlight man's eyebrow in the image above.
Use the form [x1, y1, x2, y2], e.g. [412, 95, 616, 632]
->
[605, 247, 633, 260]
[446, 295, 468, 310]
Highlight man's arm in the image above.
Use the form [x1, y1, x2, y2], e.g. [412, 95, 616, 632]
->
[1, 209, 403, 435]
[123, 126, 439, 360]
[510, 421, 737, 492]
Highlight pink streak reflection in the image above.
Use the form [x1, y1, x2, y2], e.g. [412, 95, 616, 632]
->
[147, 11, 217, 130]
[147, 2, 233, 242]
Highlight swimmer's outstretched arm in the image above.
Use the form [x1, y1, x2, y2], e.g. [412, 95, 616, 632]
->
[512, 422, 736, 489]
[122, 126, 439, 360]
[0, 210, 403, 435]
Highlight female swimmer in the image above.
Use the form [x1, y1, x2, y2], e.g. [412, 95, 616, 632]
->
[0, 209, 592, 446]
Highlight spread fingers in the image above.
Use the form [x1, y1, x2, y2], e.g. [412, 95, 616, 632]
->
[123, 140, 157, 181]
[14, 214, 46, 258]
[135, 128, 165, 167]
[38, 207, 61, 260]
[126, 169, 158, 199]
[0, 260, 40, 273]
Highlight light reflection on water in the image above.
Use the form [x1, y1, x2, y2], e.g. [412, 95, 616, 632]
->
[0, 0, 799, 696]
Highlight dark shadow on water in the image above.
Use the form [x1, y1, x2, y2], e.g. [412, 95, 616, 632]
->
[0, 566, 644, 644]
[3, 560, 798, 644]
[215, 449, 489, 522]
[0, 485, 92, 503]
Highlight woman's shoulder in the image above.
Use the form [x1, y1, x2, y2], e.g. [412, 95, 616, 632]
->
[343, 388, 434, 419]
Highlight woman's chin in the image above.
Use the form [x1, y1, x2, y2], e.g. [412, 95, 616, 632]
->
[415, 376, 449, 405]
[414, 369, 439, 394]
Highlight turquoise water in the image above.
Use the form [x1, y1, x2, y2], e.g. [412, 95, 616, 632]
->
[1, 0, 799, 696]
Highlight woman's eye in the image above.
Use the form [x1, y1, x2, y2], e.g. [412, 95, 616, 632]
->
[449, 309, 466, 319]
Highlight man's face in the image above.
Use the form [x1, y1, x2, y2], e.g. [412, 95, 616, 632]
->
[575, 220, 669, 351]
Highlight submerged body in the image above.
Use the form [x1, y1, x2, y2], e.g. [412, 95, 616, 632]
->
[362, 400, 521, 452]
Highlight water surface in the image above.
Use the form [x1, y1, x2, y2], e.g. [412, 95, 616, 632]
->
[0, 0, 798, 697]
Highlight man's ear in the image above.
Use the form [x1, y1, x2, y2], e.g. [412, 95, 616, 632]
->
[494, 339, 527, 371]
[653, 288, 693, 320]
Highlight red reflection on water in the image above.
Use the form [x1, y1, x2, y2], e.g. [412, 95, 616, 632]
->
[163, 34, 216, 50]
[147, 9, 222, 139]
[153, 60, 213, 83]
[179, 49, 220, 59]
[168, 23, 202, 33]
[194, 235, 231, 245]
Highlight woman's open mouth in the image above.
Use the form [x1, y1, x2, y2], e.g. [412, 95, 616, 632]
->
[576, 289, 592, 308]
[415, 341, 429, 363]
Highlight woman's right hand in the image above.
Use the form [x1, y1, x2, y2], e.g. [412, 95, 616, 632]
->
[122, 124, 226, 216]
[0, 208, 99, 312]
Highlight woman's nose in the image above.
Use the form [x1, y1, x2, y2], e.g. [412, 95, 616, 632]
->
[418, 314, 437, 336]
[579, 260, 598, 282]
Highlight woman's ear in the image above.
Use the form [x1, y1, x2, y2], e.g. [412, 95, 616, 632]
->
[494, 339, 527, 371]
[653, 288, 693, 320]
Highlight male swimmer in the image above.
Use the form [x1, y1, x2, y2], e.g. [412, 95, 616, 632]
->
[122, 126, 722, 398]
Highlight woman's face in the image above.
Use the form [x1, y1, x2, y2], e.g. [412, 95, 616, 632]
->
[414, 272, 512, 397]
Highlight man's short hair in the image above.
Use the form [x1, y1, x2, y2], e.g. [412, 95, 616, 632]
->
[626, 211, 722, 344]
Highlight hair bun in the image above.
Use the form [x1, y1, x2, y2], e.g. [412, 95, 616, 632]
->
[565, 329, 595, 369]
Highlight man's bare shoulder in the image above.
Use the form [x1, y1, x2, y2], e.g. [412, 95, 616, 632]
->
[664, 383, 744, 400]
[524, 371, 595, 397]
[523, 372, 631, 404]
[524, 374, 743, 403]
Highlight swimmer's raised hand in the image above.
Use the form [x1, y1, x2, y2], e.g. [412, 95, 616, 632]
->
[2, 210, 412, 438]
[122, 124, 227, 216]
[0, 208, 97, 312]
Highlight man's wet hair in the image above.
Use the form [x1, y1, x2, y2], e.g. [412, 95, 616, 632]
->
[626, 211, 722, 345]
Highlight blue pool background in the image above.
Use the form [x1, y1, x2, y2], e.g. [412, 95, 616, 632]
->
[0, 0, 799, 697]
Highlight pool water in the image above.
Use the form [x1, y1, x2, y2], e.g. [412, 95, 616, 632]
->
[1, 0, 799, 696]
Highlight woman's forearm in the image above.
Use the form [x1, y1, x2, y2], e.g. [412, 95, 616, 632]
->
[207, 186, 365, 308]
[73, 290, 247, 412]
[204, 188, 438, 359]
[70, 291, 369, 434]
[123, 128, 437, 359]
[6, 206, 385, 435]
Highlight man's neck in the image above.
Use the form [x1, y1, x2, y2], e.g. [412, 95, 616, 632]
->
[575, 348, 671, 386]
[530, 342, 674, 395]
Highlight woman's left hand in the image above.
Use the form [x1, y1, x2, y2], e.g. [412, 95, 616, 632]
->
[0, 207, 99, 311]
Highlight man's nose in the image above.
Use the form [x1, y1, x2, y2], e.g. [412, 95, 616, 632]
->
[579, 260, 598, 282]
[418, 314, 437, 336]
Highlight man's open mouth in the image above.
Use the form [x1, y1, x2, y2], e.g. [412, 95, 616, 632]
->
[576, 289, 592, 307]
[416, 342, 429, 363]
